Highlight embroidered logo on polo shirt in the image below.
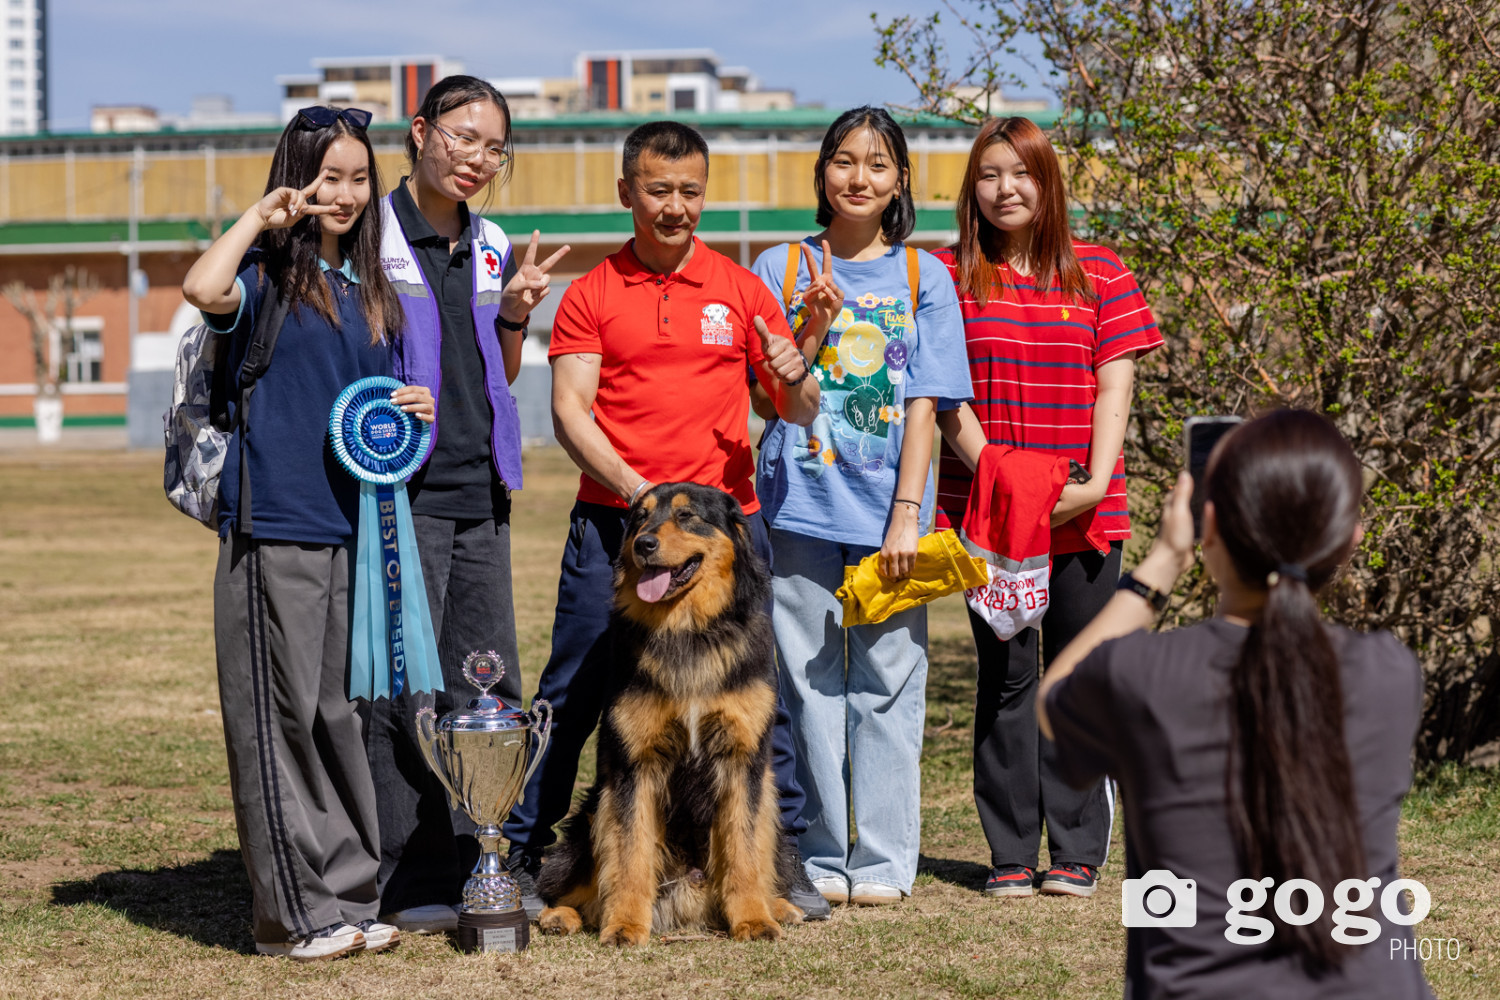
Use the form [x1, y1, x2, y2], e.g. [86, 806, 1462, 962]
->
[701, 303, 734, 346]
[478, 244, 504, 280]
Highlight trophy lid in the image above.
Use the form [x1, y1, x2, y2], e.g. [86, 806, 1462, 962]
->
[437, 652, 535, 733]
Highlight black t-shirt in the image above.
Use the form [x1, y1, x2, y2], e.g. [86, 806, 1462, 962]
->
[1047, 618, 1433, 1000]
[390, 177, 515, 521]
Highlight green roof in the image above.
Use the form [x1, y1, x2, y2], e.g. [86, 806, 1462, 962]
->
[0, 208, 960, 251]
[0, 107, 1047, 147]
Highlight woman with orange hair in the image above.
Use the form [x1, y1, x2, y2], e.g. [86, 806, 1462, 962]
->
[934, 117, 1163, 900]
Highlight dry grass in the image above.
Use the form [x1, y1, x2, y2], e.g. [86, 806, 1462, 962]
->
[0, 449, 1496, 999]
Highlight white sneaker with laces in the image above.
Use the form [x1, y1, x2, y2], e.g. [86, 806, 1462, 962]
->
[850, 881, 903, 906]
[356, 919, 401, 952]
[255, 923, 365, 961]
[381, 904, 459, 934]
[811, 875, 849, 905]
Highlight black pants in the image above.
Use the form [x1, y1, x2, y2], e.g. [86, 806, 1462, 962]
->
[365, 513, 522, 913]
[970, 542, 1120, 870]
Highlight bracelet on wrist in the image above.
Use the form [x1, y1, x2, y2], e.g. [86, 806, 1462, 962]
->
[892, 498, 921, 510]
[1117, 571, 1170, 613]
[497, 312, 529, 333]
[784, 359, 812, 387]
[628, 480, 652, 505]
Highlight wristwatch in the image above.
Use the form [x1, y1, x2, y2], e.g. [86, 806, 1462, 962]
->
[1117, 571, 1170, 612]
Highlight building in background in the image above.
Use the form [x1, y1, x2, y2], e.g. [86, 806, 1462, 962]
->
[495, 49, 796, 119]
[90, 96, 279, 134]
[276, 55, 463, 124]
[1, 0, 46, 134]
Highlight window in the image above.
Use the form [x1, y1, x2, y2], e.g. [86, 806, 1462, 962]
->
[7, 58, 22, 70]
[9, 39, 24, 50]
[9, 96, 22, 109]
[65, 326, 104, 384]
[9, 78, 21, 91]
[8, 17, 23, 28]
[672, 89, 697, 111]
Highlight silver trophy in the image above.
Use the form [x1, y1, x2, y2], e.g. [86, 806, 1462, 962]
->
[416, 651, 552, 953]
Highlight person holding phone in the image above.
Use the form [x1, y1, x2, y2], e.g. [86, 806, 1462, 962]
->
[365, 75, 570, 934]
[1038, 410, 1432, 999]
[934, 116, 1163, 899]
[183, 106, 433, 960]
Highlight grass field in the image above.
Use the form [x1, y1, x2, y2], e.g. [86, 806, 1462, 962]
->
[1, 447, 1496, 999]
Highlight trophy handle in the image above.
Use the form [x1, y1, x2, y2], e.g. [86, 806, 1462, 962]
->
[516, 699, 553, 805]
[415, 706, 463, 811]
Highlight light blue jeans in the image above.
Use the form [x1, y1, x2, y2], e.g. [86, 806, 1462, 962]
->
[770, 528, 929, 894]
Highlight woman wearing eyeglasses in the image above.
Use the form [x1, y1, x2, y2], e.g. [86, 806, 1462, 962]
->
[183, 105, 433, 960]
[366, 74, 570, 934]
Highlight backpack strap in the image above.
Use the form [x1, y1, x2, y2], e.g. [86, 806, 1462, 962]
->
[781, 242, 802, 309]
[234, 273, 292, 534]
[905, 245, 921, 314]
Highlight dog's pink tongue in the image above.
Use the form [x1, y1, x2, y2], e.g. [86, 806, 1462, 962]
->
[636, 567, 672, 603]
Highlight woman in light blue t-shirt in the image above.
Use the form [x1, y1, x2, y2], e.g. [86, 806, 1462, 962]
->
[750, 106, 972, 907]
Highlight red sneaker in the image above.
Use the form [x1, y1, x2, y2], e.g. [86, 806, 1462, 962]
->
[984, 865, 1036, 898]
[1039, 863, 1098, 897]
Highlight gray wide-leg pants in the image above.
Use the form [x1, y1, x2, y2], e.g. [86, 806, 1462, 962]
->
[214, 533, 381, 944]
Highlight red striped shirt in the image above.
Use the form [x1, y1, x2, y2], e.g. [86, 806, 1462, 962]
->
[932, 243, 1163, 554]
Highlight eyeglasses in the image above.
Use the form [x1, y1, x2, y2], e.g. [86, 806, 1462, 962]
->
[295, 106, 373, 131]
[428, 120, 510, 170]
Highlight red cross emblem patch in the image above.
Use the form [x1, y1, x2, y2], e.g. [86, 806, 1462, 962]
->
[478, 243, 503, 279]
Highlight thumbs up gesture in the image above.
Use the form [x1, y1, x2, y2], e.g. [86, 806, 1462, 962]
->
[755, 316, 810, 385]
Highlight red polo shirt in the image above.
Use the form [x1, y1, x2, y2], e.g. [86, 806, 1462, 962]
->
[549, 238, 795, 512]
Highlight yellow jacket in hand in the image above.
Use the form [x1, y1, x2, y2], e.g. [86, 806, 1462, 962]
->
[836, 529, 989, 627]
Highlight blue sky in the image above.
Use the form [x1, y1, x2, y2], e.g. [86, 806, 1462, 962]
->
[51, 0, 1045, 129]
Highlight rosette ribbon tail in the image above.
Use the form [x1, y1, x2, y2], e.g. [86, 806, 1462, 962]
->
[331, 375, 442, 701]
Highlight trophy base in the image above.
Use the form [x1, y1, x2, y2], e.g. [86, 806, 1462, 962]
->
[455, 908, 530, 954]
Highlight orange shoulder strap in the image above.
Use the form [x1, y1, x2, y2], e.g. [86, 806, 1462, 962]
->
[782, 242, 801, 309]
[905, 245, 921, 312]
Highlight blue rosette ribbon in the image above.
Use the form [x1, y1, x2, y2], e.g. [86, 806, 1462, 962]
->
[329, 376, 443, 701]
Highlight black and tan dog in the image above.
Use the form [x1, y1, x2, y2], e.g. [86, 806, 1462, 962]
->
[536, 482, 803, 946]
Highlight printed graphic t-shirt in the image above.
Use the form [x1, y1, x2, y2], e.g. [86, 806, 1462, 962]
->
[752, 241, 973, 548]
[548, 238, 796, 513]
[932, 243, 1163, 554]
[1047, 620, 1432, 1000]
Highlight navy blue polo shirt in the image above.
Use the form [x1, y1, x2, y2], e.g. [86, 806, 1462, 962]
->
[207, 258, 393, 545]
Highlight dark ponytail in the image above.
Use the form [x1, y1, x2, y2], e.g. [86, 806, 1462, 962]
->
[1205, 409, 1366, 971]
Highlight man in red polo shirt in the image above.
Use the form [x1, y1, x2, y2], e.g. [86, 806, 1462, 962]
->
[501, 121, 828, 921]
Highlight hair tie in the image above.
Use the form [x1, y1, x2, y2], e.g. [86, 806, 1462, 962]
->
[1266, 562, 1308, 587]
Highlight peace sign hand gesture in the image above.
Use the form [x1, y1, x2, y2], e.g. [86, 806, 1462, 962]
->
[500, 230, 572, 326]
[798, 240, 843, 340]
[254, 171, 338, 230]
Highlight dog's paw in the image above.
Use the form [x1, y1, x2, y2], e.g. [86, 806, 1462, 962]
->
[599, 921, 651, 948]
[730, 916, 783, 942]
[771, 897, 805, 924]
[538, 905, 583, 936]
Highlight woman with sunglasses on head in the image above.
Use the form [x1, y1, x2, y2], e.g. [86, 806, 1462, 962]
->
[934, 116, 1163, 901]
[182, 105, 433, 961]
[365, 75, 569, 933]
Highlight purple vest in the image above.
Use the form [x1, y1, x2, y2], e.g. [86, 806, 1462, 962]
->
[381, 195, 523, 491]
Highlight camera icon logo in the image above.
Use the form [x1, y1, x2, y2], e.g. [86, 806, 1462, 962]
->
[1122, 869, 1198, 928]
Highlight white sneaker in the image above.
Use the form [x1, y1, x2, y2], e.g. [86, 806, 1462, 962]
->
[255, 923, 365, 961]
[381, 903, 459, 934]
[355, 919, 401, 953]
[811, 875, 849, 905]
[850, 881, 903, 906]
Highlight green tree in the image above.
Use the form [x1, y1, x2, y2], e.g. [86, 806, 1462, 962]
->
[878, 1, 1500, 762]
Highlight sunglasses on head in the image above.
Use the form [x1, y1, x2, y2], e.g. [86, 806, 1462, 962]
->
[295, 106, 373, 131]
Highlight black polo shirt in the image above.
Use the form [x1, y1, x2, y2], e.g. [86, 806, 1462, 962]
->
[390, 177, 516, 521]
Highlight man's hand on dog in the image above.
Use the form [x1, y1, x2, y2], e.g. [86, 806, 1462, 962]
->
[754, 316, 809, 384]
[881, 503, 920, 579]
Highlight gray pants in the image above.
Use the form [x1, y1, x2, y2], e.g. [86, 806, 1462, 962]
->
[214, 534, 381, 944]
[365, 514, 521, 914]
